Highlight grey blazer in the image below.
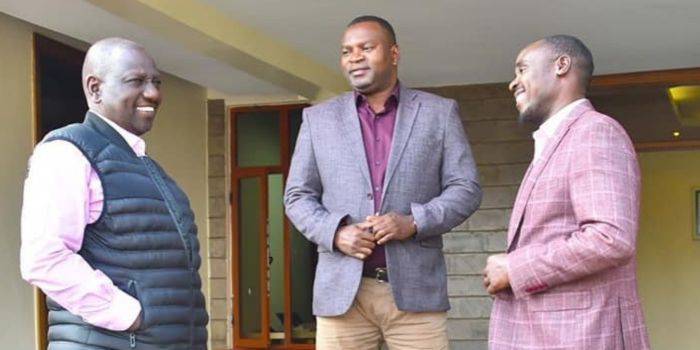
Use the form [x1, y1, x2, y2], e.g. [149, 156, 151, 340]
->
[284, 86, 481, 316]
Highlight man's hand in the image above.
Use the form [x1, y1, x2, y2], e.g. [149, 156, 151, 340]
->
[483, 253, 510, 295]
[126, 311, 142, 332]
[334, 222, 375, 260]
[366, 212, 416, 245]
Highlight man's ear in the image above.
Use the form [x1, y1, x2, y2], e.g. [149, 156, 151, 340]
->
[555, 55, 572, 77]
[391, 44, 400, 66]
[85, 75, 102, 104]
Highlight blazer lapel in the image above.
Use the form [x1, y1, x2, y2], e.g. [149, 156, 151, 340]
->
[380, 87, 420, 211]
[506, 100, 595, 249]
[506, 161, 534, 248]
[339, 93, 373, 189]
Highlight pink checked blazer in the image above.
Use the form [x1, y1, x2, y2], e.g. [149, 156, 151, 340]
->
[489, 101, 650, 349]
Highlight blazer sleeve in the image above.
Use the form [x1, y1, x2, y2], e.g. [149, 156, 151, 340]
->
[283, 108, 347, 253]
[411, 100, 482, 240]
[507, 119, 640, 299]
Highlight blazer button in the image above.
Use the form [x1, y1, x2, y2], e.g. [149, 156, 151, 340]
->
[366, 193, 373, 200]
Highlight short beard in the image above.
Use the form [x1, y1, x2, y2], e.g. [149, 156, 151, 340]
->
[517, 99, 550, 126]
[518, 108, 543, 126]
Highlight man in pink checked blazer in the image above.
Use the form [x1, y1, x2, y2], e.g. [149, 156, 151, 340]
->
[483, 35, 650, 349]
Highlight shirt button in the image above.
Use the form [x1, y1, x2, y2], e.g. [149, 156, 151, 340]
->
[366, 193, 373, 200]
[374, 186, 380, 191]
[375, 161, 380, 166]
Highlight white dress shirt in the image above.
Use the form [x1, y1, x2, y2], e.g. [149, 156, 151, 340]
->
[532, 99, 588, 161]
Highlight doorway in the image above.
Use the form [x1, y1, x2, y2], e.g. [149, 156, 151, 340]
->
[31, 33, 87, 350]
[33, 34, 87, 139]
[230, 104, 316, 349]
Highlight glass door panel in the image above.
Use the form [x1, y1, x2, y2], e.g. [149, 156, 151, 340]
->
[234, 175, 269, 348]
[236, 111, 282, 167]
[290, 225, 317, 344]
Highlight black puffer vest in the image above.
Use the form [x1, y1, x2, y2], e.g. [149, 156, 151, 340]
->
[44, 113, 208, 350]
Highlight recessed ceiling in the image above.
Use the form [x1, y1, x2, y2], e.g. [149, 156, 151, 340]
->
[0, 0, 297, 97]
[2, 0, 700, 98]
[204, 0, 700, 87]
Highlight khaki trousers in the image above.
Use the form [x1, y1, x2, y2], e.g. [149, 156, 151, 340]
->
[316, 278, 448, 350]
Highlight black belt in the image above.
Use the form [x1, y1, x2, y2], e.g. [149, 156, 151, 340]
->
[362, 267, 389, 283]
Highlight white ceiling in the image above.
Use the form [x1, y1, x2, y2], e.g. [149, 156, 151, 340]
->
[0, 0, 295, 96]
[205, 0, 700, 86]
[2, 0, 700, 98]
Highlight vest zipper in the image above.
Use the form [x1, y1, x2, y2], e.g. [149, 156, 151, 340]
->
[141, 157, 197, 346]
[128, 280, 138, 348]
[141, 158, 194, 267]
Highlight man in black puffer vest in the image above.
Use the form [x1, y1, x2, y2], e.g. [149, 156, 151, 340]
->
[21, 38, 208, 349]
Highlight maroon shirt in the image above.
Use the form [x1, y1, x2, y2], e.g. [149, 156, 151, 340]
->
[355, 83, 400, 275]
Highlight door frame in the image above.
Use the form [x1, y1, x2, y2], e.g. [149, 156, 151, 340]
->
[229, 104, 313, 350]
[31, 32, 87, 350]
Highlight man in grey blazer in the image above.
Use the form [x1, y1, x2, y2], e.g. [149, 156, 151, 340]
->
[284, 15, 481, 349]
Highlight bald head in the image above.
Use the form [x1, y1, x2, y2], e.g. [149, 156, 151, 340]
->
[83, 37, 162, 135]
[82, 38, 149, 93]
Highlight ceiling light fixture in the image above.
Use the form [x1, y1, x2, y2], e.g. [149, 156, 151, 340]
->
[668, 85, 700, 127]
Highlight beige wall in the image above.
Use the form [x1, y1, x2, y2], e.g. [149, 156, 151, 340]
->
[0, 12, 38, 350]
[637, 150, 700, 348]
[0, 11, 210, 349]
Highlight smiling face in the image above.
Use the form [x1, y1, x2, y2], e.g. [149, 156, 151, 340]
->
[508, 41, 558, 125]
[340, 21, 399, 95]
[90, 47, 162, 135]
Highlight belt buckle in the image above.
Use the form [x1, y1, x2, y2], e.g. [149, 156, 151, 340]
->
[374, 267, 388, 283]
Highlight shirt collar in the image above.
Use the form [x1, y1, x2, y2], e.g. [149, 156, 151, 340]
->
[90, 110, 147, 156]
[355, 81, 401, 112]
[533, 98, 588, 141]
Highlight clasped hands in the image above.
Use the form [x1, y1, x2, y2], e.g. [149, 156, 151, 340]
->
[333, 212, 416, 260]
[334, 212, 512, 295]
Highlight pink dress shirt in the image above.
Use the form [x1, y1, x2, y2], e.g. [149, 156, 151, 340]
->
[21, 112, 144, 331]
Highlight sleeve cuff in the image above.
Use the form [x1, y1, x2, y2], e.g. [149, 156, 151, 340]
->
[506, 252, 526, 299]
[96, 288, 142, 331]
[321, 212, 348, 253]
[410, 202, 428, 241]
[507, 248, 549, 299]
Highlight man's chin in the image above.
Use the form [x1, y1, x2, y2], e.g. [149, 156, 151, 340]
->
[350, 79, 373, 92]
[518, 108, 544, 125]
[132, 120, 154, 136]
